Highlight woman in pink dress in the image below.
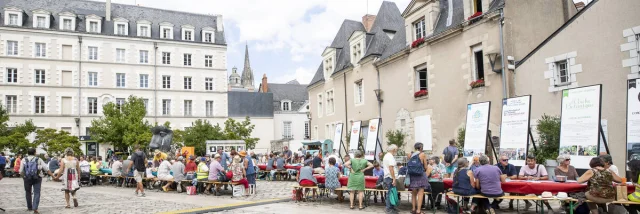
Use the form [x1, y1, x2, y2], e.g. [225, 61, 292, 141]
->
[54, 148, 81, 208]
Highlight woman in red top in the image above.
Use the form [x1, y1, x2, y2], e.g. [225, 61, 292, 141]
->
[185, 156, 197, 173]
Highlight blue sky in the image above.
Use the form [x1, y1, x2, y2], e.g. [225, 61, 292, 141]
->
[105, 0, 585, 85]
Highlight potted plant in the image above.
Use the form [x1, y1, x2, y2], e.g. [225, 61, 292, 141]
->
[411, 38, 426, 48]
[467, 11, 483, 20]
[414, 90, 428, 98]
[469, 79, 485, 88]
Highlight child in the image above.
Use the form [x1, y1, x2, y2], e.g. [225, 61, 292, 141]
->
[373, 162, 385, 203]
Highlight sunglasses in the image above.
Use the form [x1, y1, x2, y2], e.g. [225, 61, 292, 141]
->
[501, 159, 509, 161]
[565, 159, 571, 161]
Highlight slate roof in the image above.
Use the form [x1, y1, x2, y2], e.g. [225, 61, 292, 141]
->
[264, 82, 309, 112]
[0, 0, 226, 45]
[431, 0, 504, 37]
[308, 1, 405, 87]
[227, 91, 274, 117]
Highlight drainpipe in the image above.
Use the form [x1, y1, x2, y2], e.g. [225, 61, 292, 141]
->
[343, 71, 349, 152]
[499, 9, 507, 98]
[78, 36, 83, 136]
[374, 57, 381, 118]
[153, 42, 158, 124]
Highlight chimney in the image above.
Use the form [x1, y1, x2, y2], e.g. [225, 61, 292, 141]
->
[362, 14, 376, 32]
[106, 0, 111, 21]
[261, 74, 268, 93]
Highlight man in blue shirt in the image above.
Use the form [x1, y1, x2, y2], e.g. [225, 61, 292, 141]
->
[217, 149, 230, 171]
[492, 155, 517, 209]
[0, 152, 6, 177]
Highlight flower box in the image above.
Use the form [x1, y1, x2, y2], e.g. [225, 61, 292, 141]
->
[469, 79, 485, 88]
[411, 38, 426, 48]
[414, 90, 428, 98]
[467, 11, 483, 20]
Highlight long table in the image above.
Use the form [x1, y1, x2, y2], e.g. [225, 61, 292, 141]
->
[314, 175, 379, 189]
[257, 164, 301, 171]
[442, 179, 635, 195]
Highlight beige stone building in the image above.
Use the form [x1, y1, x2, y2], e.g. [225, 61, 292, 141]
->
[514, 0, 640, 168]
[309, 0, 577, 156]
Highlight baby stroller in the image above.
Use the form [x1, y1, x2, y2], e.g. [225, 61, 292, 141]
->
[80, 172, 92, 187]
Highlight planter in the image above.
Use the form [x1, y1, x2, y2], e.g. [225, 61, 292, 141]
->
[411, 38, 426, 48]
[469, 80, 485, 89]
[413, 90, 428, 98]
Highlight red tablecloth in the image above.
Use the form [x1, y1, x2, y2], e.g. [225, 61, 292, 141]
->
[442, 179, 635, 195]
[314, 175, 379, 188]
[257, 164, 301, 170]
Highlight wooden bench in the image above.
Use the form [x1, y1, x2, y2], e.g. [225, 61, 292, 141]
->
[446, 192, 555, 214]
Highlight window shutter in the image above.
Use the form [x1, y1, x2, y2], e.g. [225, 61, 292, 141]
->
[552, 63, 557, 86]
[566, 58, 571, 84]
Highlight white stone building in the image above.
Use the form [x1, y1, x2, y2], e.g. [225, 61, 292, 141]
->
[0, 0, 228, 157]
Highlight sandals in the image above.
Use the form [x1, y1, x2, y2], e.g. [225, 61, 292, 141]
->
[350, 206, 355, 209]
[358, 206, 365, 210]
[65, 205, 71, 209]
[73, 198, 78, 207]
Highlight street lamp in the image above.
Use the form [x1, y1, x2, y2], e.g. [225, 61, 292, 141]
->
[374, 89, 383, 102]
[306, 112, 311, 140]
[74, 117, 80, 139]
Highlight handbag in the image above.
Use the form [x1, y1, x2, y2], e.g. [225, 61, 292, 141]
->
[226, 171, 233, 180]
[389, 186, 399, 206]
[185, 172, 195, 180]
[186, 186, 197, 195]
[616, 185, 628, 201]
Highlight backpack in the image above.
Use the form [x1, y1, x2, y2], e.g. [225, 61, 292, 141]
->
[24, 157, 40, 180]
[407, 152, 424, 176]
[444, 147, 455, 164]
[218, 171, 230, 182]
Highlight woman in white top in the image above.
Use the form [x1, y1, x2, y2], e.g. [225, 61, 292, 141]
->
[159, 157, 174, 192]
[54, 148, 81, 209]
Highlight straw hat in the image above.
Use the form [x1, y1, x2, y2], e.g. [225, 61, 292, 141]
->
[238, 151, 247, 157]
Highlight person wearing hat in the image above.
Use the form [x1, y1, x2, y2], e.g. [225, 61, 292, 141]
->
[171, 156, 186, 192]
[205, 154, 225, 195]
[204, 154, 212, 166]
[240, 151, 257, 189]
[196, 157, 209, 181]
[230, 155, 250, 196]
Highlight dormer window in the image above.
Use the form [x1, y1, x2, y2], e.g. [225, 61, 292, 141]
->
[4, 7, 23, 26]
[32, 10, 51, 29]
[348, 31, 365, 65]
[137, 20, 151, 37]
[474, 0, 483, 13]
[85, 15, 102, 33]
[36, 17, 46, 28]
[281, 100, 292, 111]
[182, 25, 195, 41]
[58, 12, 76, 31]
[352, 43, 362, 63]
[322, 47, 336, 79]
[114, 18, 129, 36]
[202, 27, 215, 43]
[159, 22, 174, 39]
[414, 18, 426, 40]
[324, 57, 334, 77]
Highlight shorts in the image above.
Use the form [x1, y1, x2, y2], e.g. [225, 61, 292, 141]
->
[446, 166, 456, 174]
[134, 171, 145, 183]
[313, 168, 325, 174]
[158, 174, 173, 181]
[300, 179, 316, 186]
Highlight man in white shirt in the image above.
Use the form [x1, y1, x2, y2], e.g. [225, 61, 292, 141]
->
[383, 144, 399, 214]
[79, 156, 90, 173]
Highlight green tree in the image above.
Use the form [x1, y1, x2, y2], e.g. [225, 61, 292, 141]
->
[90, 96, 151, 151]
[533, 114, 561, 164]
[0, 105, 37, 154]
[385, 129, 406, 156]
[34, 128, 83, 156]
[183, 119, 223, 155]
[172, 129, 185, 148]
[223, 117, 259, 150]
[456, 127, 466, 157]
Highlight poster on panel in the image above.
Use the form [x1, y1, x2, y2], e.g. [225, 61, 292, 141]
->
[559, 85, 602, 169]
[414, 115, 434, 151]
[349, 121, 362, 157]
[498, 96, 531, 166]
[463, 102, 491, 159]
[365, 118, 380, 160]
[333, 123, 344, 153]
[628, 79, 640, 161]
[600, 119, 608, 153]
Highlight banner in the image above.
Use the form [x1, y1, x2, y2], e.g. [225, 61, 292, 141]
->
[628, 79, 640, 161]
[463, 102, 491, 158]
[333, 123, 343, 153]
[181, 147, 195, 158]
[349, 121, 362, 157]
[499, 96, 531, 166]
[365, 119, 380, 160]
[559, 85, 602, 169]
[414, 115, 433, 151]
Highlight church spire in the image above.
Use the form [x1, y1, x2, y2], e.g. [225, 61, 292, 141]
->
[243, 42, 251, 71]
[240, 43, 255, 91]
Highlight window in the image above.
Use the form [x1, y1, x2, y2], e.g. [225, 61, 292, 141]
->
[416, 66, 428, 91]
[184, 30, 192, 41]
[9, 14, 18, 25]
[88, 97, 98, 114]
[116, 73, 126, 88]
[5, 95, 17, 113]
[354, 80, 363, 104]
[184, 77, 192, 90]
[162, 99, 171, 115]
[139, 50, 149, 63]
[162, 28, 171, 39]
[317, 94, 323, 117]
[116, 98, 125, 111]
[283, 121, 292, 139]
[7, 41, 18, 56]
[183, 53, 192, 66]
[139, 74, 149, 88]
[162, 52, 171, 64]
[352, 43, 362, 64]
[414, 18, 426, 40]
[324, 57, 334, 77]
[205, 78, 214, 91]
[88, 46, 98, 60]
[36, 16, 46, 28]
[204, 32, 213, 43]
[282, 102, 290, 111]
[116, 48, 125, 62]
[555, 61, 570, 85]
[205, 55, 213, 67]
[474, 0, 483, 13]
[6, 68, 17, 83]
[35, 69, 45, 84]
[143, 99, 149, 114]
[162, 75, 171, 89]
[62, 19, 72, 30]
[116, 24, 126, 35]
[34, 96, 45, 114]
[326, 90, 334, 114]
[325, 124, 330, 139]
[89, 21, 98, 33]
[140, 26, 149, 37]
[88, 72, 98, 86]
[35, 43, 46, 57]
[206, 100, 214, 117]
[304, 121, 310, 139]
[472, 46, 485, 81]
[184, 100, 192, 116]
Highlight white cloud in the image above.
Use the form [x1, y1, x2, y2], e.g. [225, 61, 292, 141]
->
[291, 54, 304, 62]
[271, 67, 316, 84]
